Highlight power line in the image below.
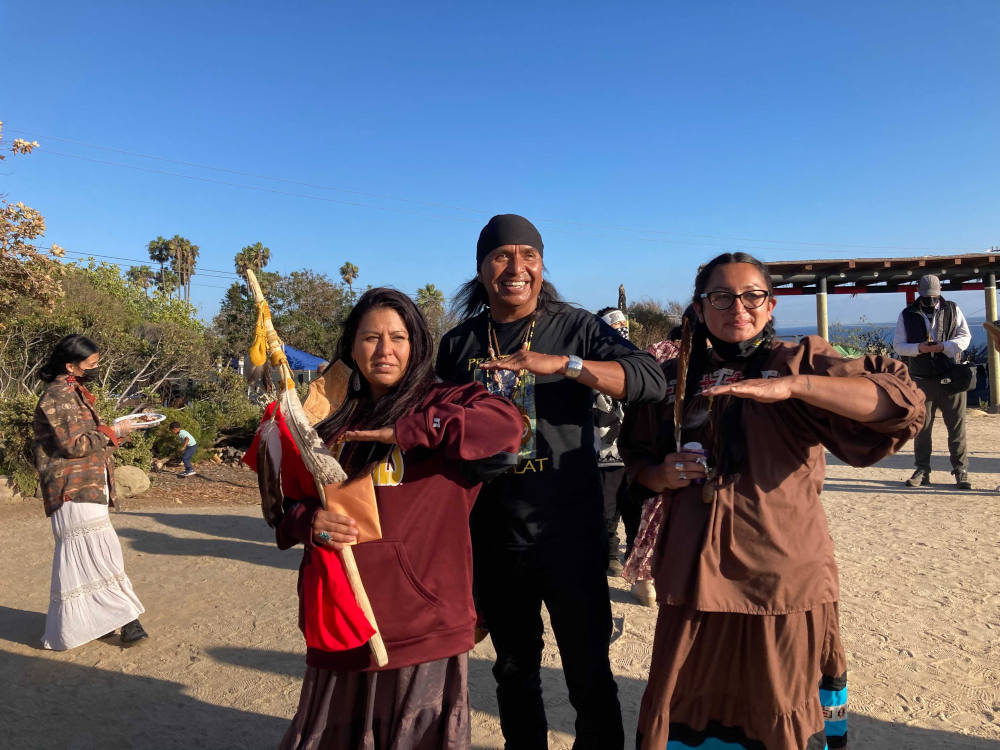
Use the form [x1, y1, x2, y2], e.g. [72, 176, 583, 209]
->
[8, 126, 988, 256]
[56, 246, 240, 276]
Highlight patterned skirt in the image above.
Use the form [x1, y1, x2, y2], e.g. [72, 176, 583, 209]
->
[42, 498, 145, 650]
[280, 653, 470, 750]
[637, 603, 847, 750]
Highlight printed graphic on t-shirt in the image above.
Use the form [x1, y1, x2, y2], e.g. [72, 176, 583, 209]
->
[664, 368, 747, 404]
[467, 356, 537, 459]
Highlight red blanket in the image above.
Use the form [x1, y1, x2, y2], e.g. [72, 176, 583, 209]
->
[244, 402, 375, 652]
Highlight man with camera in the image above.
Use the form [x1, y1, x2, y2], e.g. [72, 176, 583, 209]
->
[893, 274, 973, 489]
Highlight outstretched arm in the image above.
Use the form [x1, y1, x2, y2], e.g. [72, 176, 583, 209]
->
[703, 374, 904, 424]
[479, 351, 627, 399]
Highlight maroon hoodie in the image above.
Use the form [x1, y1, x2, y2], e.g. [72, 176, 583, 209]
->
[278, 380, 522, 671]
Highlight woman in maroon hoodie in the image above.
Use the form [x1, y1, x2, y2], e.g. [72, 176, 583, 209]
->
[277, 288, 523, 750]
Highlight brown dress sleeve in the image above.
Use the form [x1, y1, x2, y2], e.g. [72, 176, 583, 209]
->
[779, 335, 925, 467]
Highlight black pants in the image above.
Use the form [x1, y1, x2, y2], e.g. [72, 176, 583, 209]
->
[475, 538, 625, 749]
[913, 378, 968, 473]
[601, 466, 640, 560]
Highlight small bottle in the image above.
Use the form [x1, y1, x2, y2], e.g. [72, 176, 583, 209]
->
[681, 441, 708, 484]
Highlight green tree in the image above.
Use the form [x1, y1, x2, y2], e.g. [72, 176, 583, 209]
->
[154, 268, 180, 298]
[339, 262, 359, 299]
[126, 264, 156, 294]
[0, 258, 261, 494]
[273, 270, 353, 358]
[148, 235, 198, 302]
[234, 242, 271, 276]
[415, 283, 455, 351]
[167, 235, 199, 303]
[416, 283, 445, 310]
[147, 236, 172, 293]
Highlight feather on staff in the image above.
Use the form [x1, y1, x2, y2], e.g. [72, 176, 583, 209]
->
[673, 316, 692, 451]
[244, 269, 388, 667]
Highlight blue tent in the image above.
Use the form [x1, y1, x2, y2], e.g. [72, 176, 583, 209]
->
[283, 344, 327, 371]
[231, 344, 327, 373]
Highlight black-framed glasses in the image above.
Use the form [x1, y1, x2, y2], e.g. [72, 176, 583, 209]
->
[699, 290, 770, 310]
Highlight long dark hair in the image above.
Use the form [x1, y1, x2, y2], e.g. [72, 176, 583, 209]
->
[687, 252, 776, 480]
[38, 334, 99, 383]
[315, 288, 436, 480]
[452, 276, 562, 320]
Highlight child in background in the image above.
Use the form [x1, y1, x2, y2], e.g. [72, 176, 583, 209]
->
[170, 422, 197, 477]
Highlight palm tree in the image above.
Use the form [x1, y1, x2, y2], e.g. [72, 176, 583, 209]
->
[339, 262, 359, 299]
[147, 236, 171, 293]
[416, 283, 445, 312]
[167, 235, 199, 303]
[235, 242, 271, 276]
[126, 265, 156, 294]
[154, 268, 180, 298]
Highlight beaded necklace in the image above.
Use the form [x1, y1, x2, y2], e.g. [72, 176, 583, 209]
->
[486, 314, 537, 448]
[486, 314, 536, 398]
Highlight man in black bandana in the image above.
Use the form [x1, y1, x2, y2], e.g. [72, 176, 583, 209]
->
[436, 214, 666, 749]
[892, 274, 973, 489]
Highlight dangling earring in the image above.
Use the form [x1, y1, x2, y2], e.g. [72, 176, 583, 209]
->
[349, 370, 362, 393]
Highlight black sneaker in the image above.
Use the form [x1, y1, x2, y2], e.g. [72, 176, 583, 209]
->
[954, 471, 972, 490]
[120, 619, 148, 646]
[905, 470, 930, 487]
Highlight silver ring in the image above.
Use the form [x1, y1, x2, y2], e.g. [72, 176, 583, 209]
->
[674, 462, 684, 471]
[316, 531, 332, 543]
[679, 472, 687, 481]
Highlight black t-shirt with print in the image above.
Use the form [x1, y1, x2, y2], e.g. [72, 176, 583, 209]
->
[436, 302, 666, 549]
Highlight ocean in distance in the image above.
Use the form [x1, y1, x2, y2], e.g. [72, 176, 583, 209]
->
[777, 318, 991, 352]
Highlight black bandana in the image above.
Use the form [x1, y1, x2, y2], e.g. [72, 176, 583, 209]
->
[476, 214, 544, 269]
[687, 321, 776, 485]
[705, 326, 773, 362]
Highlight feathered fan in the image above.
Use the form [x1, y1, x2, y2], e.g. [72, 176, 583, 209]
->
[243, 269, 388, 666]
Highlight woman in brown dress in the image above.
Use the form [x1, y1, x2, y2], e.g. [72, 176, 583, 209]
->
[620, 253, 924, 750]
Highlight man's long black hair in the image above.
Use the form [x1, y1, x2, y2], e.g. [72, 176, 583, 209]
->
[452, 276, 562, 320]
[315, 288, 436, 480]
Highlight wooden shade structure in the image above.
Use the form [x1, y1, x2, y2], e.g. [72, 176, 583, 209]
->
[763, 252, 1000, 408]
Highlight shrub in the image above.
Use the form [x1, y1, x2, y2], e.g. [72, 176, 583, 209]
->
[149, 407, 216, 463]
[0, 392, 38, 495]
[829, 318, 894, 358]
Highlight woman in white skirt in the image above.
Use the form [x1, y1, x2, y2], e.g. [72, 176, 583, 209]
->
[33, 334, 149, 649]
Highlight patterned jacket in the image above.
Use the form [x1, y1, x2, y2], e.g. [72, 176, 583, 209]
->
[33, 375, 120, 517]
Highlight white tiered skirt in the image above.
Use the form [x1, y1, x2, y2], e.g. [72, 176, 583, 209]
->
[42, 488, 144, 650]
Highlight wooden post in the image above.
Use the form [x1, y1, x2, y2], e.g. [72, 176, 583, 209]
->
[816, 276, 829, 341]
[985, 273, 1000, 412]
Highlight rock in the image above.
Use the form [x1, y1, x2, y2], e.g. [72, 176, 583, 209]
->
[115, 465, 151, 498]
[151, 458, 167, 472]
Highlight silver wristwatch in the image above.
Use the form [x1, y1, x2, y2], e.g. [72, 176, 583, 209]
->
[564, 354, 583, 379]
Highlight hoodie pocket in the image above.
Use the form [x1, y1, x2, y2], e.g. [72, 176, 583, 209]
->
[352, 539, 443, 643]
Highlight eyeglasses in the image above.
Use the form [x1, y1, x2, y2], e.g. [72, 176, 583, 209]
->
[699, 290, 770, 310]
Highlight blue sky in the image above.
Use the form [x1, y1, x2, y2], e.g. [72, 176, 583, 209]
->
[4, 1, 999, 327]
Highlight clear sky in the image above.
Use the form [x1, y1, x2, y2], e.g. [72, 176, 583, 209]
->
[4, 1, 999, 327]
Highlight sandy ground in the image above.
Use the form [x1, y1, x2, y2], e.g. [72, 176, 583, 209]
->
[1, 413, 999, 750]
